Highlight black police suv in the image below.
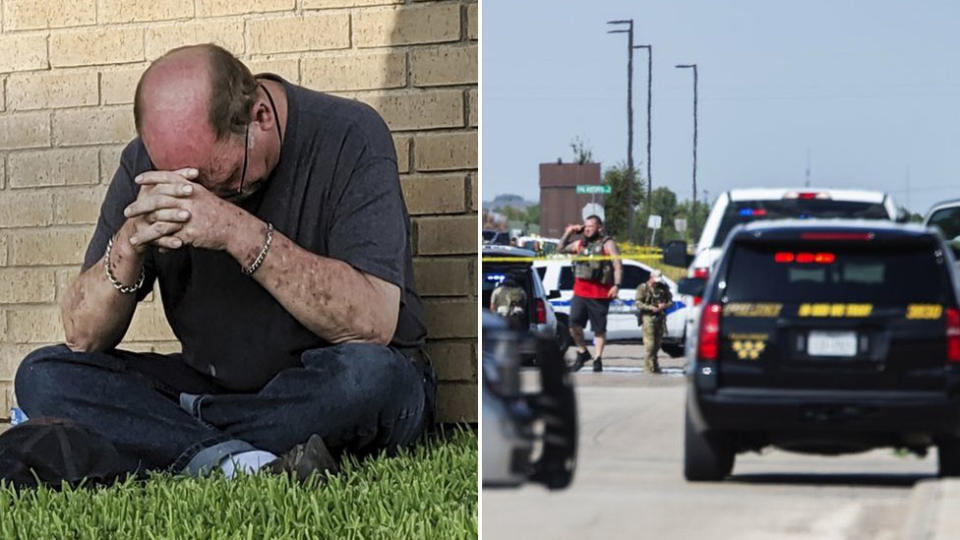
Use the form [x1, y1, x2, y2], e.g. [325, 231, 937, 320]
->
[680, 220, 960, 480]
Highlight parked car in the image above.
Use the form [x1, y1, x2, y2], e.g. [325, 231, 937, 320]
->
[482, 312, 577, 489]
[517, 236, 561, 256]
[534, 258, 687, 357]
[482, 245, 563, 358]
[680, 219, 960, 480]
[925, 199, 960, 262]
[664, 188, 901, 356]
[483, 229, 511, 246]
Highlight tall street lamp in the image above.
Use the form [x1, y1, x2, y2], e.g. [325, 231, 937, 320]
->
[607, 19, 636, 242]
[635, 44, 652, 237]
[675, 63, 698, 234]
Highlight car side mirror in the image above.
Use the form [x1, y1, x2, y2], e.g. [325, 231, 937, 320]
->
[547, 290, 562, 300]
[677, 277, 706, 297]
[663, 240, 692, 268]
[896, 208, 911, 223]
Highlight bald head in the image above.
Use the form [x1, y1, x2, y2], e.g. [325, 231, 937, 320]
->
[134, 44, 257, 172]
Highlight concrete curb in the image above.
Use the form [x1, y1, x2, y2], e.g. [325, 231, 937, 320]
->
[900, 479, 940, 540]
[901, 478, 960, 540]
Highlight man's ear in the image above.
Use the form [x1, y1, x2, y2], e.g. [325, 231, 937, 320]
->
[252, 99, 272, 127]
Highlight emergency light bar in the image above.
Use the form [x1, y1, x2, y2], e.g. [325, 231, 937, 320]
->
[785, 191, 830, 200]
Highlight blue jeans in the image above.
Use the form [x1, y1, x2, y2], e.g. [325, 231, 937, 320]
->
[14, 342, 434, 475]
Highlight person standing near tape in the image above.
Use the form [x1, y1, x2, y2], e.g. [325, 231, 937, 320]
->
[559, 215, 623, 372]
[635, 270, 673, 374]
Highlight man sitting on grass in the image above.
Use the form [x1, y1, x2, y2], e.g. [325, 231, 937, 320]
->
[13, 44, 434, 482]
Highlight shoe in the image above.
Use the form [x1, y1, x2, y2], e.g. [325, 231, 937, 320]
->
[264, 434, 339, 483]
[646, 365, 661, 374]
[571, 349, 592, 372]
[592, 358, 603, 372]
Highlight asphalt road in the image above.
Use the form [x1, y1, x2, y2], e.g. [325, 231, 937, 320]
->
[482, 342, 938, 540]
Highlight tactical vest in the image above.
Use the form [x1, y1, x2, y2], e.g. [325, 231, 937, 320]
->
[637, 281, 672, 318]
[573, 236, 614, 284]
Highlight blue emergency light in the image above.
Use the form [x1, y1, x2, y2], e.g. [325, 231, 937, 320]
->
[485, 273, 506, 283]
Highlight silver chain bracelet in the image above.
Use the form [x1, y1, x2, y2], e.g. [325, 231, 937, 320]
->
[242, 222, 274, 276]
[104, 236, 145, 294]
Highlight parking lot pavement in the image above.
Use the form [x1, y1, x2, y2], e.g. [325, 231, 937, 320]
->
[567, 341, 687, 378]
[486, 341, 938, 540]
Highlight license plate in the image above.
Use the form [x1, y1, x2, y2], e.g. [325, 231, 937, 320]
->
[807, 331, 857, 357]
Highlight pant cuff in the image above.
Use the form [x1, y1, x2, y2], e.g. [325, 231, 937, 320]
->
[176, 438, 258, 476]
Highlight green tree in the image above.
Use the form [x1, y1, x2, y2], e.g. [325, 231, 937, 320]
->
[676, 198, 710, 242]
[525, 204, 540, 225]
[601, 164, 643, 242]
[570, 136, 594, 164]
[897, 206, 923, 223]
[645, 186, 679, 245]
[500, 204, 540, 228]
[629, 186, 711, 245]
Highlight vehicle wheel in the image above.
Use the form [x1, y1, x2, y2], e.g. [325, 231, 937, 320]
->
[938, 437, 960, 477]
[555, 314, 572, 358]
[662, 343, 685, 358]
[684, 405, 734, 481]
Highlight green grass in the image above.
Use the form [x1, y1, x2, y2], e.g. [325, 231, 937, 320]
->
[0, 429, 477, 540]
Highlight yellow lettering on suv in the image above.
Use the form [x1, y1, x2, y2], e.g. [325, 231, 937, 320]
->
[724, 303, 783, 318]
[906, 304, 943, 320]
[798, 303, 873, 318]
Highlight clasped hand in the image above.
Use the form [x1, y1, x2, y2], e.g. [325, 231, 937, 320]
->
[123, 168, 239, 253]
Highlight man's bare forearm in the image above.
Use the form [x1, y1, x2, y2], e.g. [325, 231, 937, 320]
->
[230, 217, 400, 345]
[559, 229, 578, 253]
[609, 240, 623, 285]
[61, 222, 143, 352]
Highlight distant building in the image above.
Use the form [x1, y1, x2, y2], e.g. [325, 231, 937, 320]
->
[482, 193, 536, 213]
[539, 162, 602, 238]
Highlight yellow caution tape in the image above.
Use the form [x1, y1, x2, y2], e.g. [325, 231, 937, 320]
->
[481, 254, 663, 263]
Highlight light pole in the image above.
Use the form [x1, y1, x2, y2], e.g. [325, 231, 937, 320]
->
[675, 63, 698, 236]
[635, 44, 652, 240]
[607, 19, 635, 242]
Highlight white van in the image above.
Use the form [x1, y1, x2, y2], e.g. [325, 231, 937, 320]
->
[664, 188, 900, 352]
[534, 258, 687, 357]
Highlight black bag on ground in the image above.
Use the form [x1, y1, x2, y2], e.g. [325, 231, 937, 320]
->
[0, 417, 128, 489]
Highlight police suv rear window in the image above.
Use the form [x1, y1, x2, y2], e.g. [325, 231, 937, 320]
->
[713, 200, 890, 248]
[724, 242, 947, 304]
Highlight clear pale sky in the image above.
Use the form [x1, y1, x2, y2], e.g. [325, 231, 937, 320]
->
[482, 0, 960, 214]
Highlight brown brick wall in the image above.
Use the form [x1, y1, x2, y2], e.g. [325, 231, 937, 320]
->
[0, 0, 478, 423]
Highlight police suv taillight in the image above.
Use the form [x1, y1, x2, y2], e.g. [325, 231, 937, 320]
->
[691, 267, 709, 306]
[536, 299, 547, 325]
[947, 308, 960, 362]
[698, 303, 723, 361]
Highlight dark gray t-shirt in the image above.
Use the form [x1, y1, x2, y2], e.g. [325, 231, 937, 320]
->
[84, 76, 426, 391]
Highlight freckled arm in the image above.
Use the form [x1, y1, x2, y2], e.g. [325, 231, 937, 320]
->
[61, 220, 143, 352]
[227, 214, 400, 345]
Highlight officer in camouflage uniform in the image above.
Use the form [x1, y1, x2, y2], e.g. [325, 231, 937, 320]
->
[490, 277, 527, 330]
[635, 270, 672, 374]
